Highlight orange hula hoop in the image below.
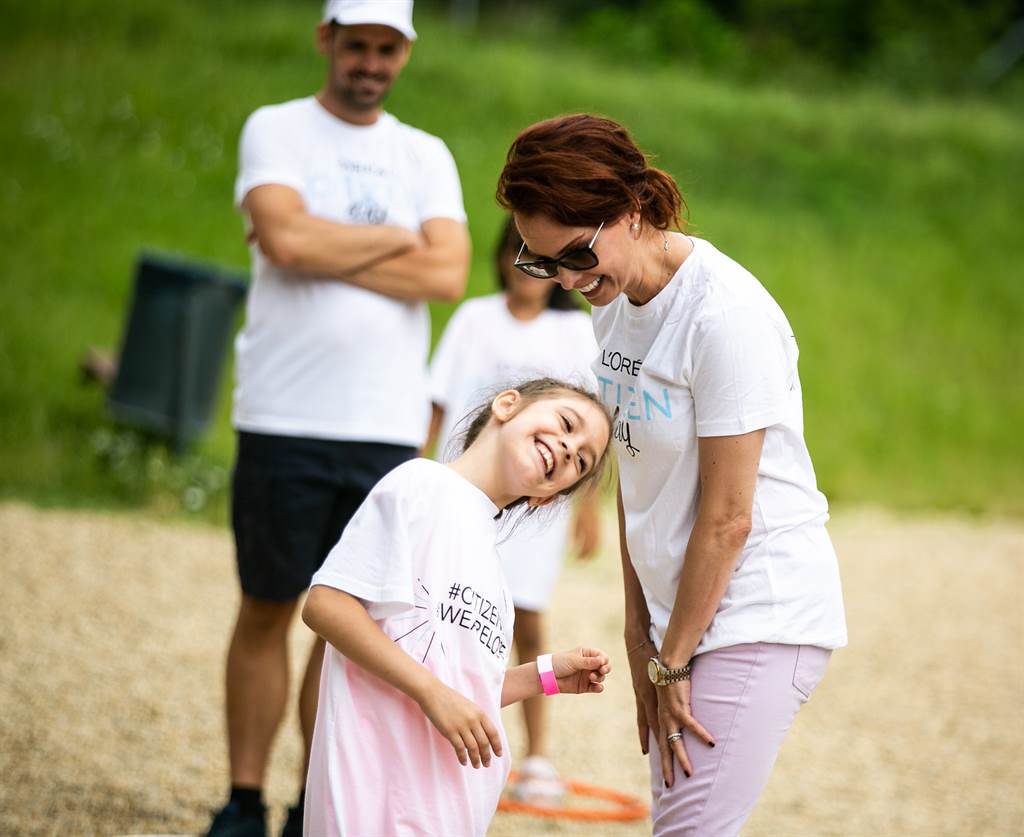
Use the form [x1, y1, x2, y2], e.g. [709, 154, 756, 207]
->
[497, 771, 649, 823]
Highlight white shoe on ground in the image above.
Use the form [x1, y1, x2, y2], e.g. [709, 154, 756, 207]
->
[509, 755, 566, 806]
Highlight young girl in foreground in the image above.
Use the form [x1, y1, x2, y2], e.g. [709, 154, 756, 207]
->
[301, 379, 613, 837]
[427, 217, 602, 803]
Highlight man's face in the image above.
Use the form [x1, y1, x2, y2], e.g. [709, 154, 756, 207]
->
[317, 22, 411, 112]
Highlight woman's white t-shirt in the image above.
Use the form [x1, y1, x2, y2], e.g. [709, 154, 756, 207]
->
[429, 294, 598, 610]
[232, 97, 466, 446]
[591, 238, 848, 656]
[305, 459, 514, 837]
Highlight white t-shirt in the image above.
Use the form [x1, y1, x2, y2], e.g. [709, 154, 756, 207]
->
[429, 294, 598, 610]
[305, 459, 514, 837]
[591, 238, 847, 656]
[232, 97, 466, 445]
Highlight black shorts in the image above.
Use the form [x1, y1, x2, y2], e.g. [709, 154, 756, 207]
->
[231, 431, 416, 601]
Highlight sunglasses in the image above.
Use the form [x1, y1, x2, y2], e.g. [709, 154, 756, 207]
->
[513, 222, 605, 279]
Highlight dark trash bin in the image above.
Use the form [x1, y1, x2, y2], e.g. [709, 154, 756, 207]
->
[107, 251, 247, 452]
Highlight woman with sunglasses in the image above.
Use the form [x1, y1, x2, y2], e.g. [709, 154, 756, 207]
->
[497, 113, 847, 836]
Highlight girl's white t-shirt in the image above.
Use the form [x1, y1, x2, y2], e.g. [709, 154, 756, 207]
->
[232, 97, 466, 446]
[591, 238, 848, 656]
[429, 294, 598, 610]
[304, 459, 514, 837]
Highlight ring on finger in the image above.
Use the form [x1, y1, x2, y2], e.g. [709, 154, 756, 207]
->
[666, 732, 684, 743]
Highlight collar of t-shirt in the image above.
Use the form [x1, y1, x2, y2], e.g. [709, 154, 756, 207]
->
[619, 236, 705, 325]
[308, 95, 397, 138]
[436, 463, 501, 523]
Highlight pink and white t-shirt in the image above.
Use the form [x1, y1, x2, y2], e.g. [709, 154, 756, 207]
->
[304, 459, 514, 837]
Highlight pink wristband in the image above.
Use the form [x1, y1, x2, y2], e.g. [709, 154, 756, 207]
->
[537, 653, 559, 696]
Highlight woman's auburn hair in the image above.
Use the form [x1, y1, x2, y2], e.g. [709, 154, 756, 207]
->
[496, 113, 686, 231]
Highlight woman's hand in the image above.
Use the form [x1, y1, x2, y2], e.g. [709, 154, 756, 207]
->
[626, 640, 660, 755]
[655, 678, 716, 786]
[552, 646, 611, 694]
[417, 682, 503, 769]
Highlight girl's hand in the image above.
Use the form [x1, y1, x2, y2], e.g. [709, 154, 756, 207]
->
[417, 682, 503, 769]
[552, 646, 611, 694]
[626, 640, 660, 756]
[655, 678, 716, 787]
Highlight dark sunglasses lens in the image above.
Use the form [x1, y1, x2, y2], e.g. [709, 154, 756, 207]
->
[519, 261, 558, 279]
[560, 248, 599, 271]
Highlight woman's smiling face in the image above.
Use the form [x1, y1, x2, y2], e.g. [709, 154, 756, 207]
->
[514, 213, 639, 308]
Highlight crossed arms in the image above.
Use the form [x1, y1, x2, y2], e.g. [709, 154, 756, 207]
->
[244, 183, 470, 303]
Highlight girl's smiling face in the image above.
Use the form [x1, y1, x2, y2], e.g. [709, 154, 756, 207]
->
[492, 390, 611, 506]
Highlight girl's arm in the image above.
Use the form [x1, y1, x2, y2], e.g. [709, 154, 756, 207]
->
[571, 489, 602, 560]
[421, 402, 445, 459]
[500, 647, 610, 707]
[302, 585, 503, 768]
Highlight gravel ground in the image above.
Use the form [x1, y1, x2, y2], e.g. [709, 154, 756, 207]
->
[1, 502, 1021, 836]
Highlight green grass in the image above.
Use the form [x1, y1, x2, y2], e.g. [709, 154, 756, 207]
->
[1, 0, 1022, 518]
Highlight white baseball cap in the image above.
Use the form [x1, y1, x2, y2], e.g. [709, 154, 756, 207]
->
[322, 0, 417, 41]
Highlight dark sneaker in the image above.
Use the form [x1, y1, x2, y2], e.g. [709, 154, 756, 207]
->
[205, 800, 267, 837]
[280, 800, 303, 837]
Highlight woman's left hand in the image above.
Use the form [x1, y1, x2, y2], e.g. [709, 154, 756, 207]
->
[552, 646, 611, 694]
[656, 679, 716, 787]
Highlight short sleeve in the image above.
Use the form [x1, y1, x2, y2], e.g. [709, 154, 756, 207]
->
[310, 473, 423, 620]
[414, 137, 466, 224]
[690, 305, 796, 437]
[233, 107, 306, 208]
[429, 303, 472, 408]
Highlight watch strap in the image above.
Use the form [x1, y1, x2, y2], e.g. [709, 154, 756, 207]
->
[654, 657, 692, 685]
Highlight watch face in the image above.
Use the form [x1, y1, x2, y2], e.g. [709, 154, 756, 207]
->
[647, 658, 659, 684]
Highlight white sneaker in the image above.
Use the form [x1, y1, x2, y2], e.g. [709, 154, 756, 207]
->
[509, 756, 566, 806]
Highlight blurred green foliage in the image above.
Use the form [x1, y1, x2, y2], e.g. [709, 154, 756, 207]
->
[494, 0, 1024, 94]
[0, 0, 1022, 520]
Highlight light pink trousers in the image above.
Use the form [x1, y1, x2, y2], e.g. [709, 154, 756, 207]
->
[647, 642, 831, 836]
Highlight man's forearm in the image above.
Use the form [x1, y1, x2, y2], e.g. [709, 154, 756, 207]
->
[246, 185, 468, 301]
[340, 218, 469, 303]
[251, 205, 418, 278]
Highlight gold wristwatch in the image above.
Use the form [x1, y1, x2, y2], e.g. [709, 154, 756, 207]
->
[647, 656, 692, 686]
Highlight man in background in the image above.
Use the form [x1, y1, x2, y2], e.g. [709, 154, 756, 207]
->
[206, 2, 469, 835]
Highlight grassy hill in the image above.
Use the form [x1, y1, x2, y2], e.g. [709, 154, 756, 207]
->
[1, 0, 1022, 517]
